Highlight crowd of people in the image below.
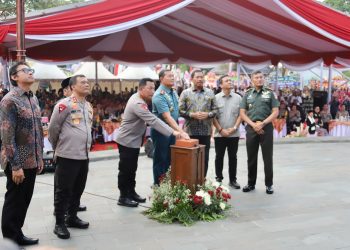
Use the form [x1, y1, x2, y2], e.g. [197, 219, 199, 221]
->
[275, 85, 350, 135]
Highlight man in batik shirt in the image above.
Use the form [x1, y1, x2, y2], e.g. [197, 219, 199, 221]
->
[0, 62, 43, 246]
[179, 70, 218, 177]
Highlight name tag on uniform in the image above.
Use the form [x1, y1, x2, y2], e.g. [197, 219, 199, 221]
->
[71, 113, 83, 125]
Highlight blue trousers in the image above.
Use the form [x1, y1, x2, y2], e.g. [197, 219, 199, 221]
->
[151, 129, 175, 185]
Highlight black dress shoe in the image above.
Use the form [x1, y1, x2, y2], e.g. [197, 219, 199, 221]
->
[130, 192, 146, 203]
[65, 216, 89, 229]
[215, 177, 223, 183]
[242, 185, 255, 192]
[54, 224, 70, 239]
[229, 181, 241, 189]
[16, 235, 39, 246]
[266, 186, 274, 194]
[118, 197, 139, 207]
[78, 205, 87, 212]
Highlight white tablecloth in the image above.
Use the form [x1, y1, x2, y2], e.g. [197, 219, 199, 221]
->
[273, 124, 287, 138]
[329, 124, 350, 137]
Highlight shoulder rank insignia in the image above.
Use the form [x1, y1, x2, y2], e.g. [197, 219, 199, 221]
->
[160, 90, 165, 95]
[140, 103, 148, 111]
[58, 103, 67, 113]
[245, 87, 253, 93]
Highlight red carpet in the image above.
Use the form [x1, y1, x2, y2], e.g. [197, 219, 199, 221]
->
[91, 142, 118, 152]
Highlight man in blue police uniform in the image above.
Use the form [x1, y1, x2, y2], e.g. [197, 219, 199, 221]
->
[151, 70, 189, 185]
[240, 71, 279, 194]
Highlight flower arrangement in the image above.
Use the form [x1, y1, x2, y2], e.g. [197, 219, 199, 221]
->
[144, 172, 232, 226]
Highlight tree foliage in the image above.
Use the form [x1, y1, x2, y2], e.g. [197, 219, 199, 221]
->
[0, 0, 85, 21]
[322, 0, 350, 14]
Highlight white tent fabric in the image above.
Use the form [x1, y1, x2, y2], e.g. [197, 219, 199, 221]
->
[116, 67, 158, 80]
[2, 0, 349, 65]
[31, 62, 67, 79]
[74, 62, 117, 80]
[239, 60, 272, 71]
[335, 57, 350, 68]
[281, 59, 323, 71]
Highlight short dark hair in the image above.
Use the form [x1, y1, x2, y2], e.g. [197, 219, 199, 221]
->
[9, 61, 29, 86]
[69, 74, 86, 86]
[139, 78, 154, 89]
[218, 74, 229, 85]
[191, 69, 203, 79]
[158, 69, 171, 81]
[251, 70, 263, 78]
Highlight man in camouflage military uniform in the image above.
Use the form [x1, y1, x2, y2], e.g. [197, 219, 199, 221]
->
[49, 75, 92, 239]
[240, 71, 279, 194]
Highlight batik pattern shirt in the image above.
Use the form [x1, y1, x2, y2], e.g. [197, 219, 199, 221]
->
[179, 87, 217, 136]
[0, 87, 43, 170]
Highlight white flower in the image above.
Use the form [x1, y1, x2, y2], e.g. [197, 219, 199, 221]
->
[204, 194, 211, 205]
[195, 190, 206, 198]
[221, 185, 229, 193]
[212, 181, 221, 188]
[220, 202, 226, 210]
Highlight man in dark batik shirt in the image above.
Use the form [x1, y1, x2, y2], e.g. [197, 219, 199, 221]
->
[0, 62, 43, 246]
[179, 70, 218, 177]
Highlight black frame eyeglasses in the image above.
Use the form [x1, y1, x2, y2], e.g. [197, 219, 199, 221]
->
[13, 68, 35, 75]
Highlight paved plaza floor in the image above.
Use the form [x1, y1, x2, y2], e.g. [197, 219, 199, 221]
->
[1, 140, 350, 250]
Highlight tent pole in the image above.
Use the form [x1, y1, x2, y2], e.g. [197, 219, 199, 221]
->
[236, 62, 241, 89]
[16, 0, 26, 62]
[274, 65, 278, 93]
[327, 65, 332, 103]
[95, 61, 98, 86]
[319, 61, 324, 90]
[240, 65, 251, 86]
[228, 62, 233, 74]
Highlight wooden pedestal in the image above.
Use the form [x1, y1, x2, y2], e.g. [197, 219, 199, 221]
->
[170, 145, 205, 192]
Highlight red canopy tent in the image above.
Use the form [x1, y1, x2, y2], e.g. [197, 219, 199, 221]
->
[0, 0, 350, 66]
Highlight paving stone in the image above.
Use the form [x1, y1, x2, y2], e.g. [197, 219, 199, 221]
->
[0, 142, 349, 250]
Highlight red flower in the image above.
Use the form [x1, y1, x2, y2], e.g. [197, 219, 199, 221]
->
[193, 195, 203, 205]
[221, 192, 232, 200]
[163, 201, 168, 208]
[208, 190, 214, 197]
[175, 198, 181, 204]
[216, 187, 223, 198]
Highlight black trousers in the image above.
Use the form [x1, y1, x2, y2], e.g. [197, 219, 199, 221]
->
[54, 157, 89, 224]
[117, 144, 140, 198]
[190, 135, 211, 177]
[1, 166, 37, 242]
[246, 123, 273, 187]
[214, 137, 239, 182]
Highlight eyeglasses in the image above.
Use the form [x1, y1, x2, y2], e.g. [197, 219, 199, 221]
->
[13, 68, 35, 75]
